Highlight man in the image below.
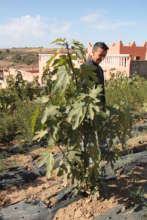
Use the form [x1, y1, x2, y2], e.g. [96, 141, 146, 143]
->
[86, 42, 109, 111]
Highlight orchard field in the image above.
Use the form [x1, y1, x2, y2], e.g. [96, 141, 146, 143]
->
[0, 39, 147, 220]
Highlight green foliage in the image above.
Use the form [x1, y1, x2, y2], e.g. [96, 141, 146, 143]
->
[0, 112, 17, 142]
[37, 148, 55, 178]
[0, 159, 5, 172]
[0, 101, 41, 144]
[105, 74, 147, 148]
[0, 53, 5, 60]
[12, 53, 38, 65]
[0, 72, 42, 144]
[14, 101, 41, 144]
[0, 49, 10, 60]
[129, 188, 147, 207]
[1, 39, 146, 196]
[106, 73, 147, 115]
[35, 38, 137, 194]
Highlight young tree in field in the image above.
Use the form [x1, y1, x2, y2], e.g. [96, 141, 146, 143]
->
[36, 38, 133, 194]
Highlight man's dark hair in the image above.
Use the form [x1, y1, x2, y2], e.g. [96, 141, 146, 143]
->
[93, 42, 109, 51]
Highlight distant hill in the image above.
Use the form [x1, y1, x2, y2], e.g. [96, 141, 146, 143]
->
[0, 47, 50, 69]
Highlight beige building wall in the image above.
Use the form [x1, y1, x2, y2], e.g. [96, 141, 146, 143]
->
[1, 68, 40, 88]
[39, 54, 52, 76]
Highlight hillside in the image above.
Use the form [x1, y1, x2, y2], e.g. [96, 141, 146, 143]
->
[0, 47, 50, 69]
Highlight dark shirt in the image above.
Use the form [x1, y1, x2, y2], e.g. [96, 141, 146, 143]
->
[86, 59, 106, 111]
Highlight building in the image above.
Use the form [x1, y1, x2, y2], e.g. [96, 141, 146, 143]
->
[39, 48, 81, 82]
[39, 41, 147, 80]
[101, 41, 147, 79]
[108, 41, 147, 60]
[0, 67, 39, 88]
[1, 41, 146, 88]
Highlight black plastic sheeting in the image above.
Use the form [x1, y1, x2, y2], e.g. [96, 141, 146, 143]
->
[0, 153, 63, 190]
[0, 147, 147, 219]
[47, 187, 83, 220]
[0, 187, 82, 220]
[102, 150, 147, 180]
[0, 167, 39, 190]
[0, 201, 49, 220]
[94, 204, 147, 220]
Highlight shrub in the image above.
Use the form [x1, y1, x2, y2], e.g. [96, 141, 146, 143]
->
[14, 101, 41, 144]
[0, 112, 17, 142]
[0, 73, 42, 144]
[11, 53, 38, 65]
[106, 74, 147, 115]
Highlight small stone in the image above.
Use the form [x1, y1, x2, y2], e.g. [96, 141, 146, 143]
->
[121, 206, 126, 212]
[32, 199, 39, 205]
[116, 208, 122, 214]
[74, 209, 83, 218]
[85, 197, 92, 204]
[85, 211, 93, 218]
[42, 186, 46, 190]
[139, 140, 144, 144]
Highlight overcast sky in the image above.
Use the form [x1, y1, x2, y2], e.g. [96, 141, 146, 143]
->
[0, 0, 147, 48]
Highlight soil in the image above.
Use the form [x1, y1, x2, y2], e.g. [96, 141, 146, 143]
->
[0, 130, 146, 220]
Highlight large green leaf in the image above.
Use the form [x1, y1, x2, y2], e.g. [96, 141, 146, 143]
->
[41, 105, 59, 124]
[46, 153, 55, 178]
[37, 152, 50, 168]
[37, 152, 55, 178]
[67, 101, 86, 129]
[31, 106, 40, 136]
[45, 51, 58, 69]
[33, 129, 48, 141]
[89, 86, 102, 100]
[52, 66, 70, 95]
[51, 38, 66, 46]
[88, 104, 95, 120]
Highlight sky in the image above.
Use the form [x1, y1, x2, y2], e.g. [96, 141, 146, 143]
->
[0, 0, 147, 48]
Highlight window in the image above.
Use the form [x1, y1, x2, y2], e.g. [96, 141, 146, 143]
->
[136, 56, 140, 60]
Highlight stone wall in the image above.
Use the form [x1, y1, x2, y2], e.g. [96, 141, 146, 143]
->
[130, 60, 147, 78]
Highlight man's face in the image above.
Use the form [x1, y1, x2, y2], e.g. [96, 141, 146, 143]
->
[92, 47, 107, 64]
